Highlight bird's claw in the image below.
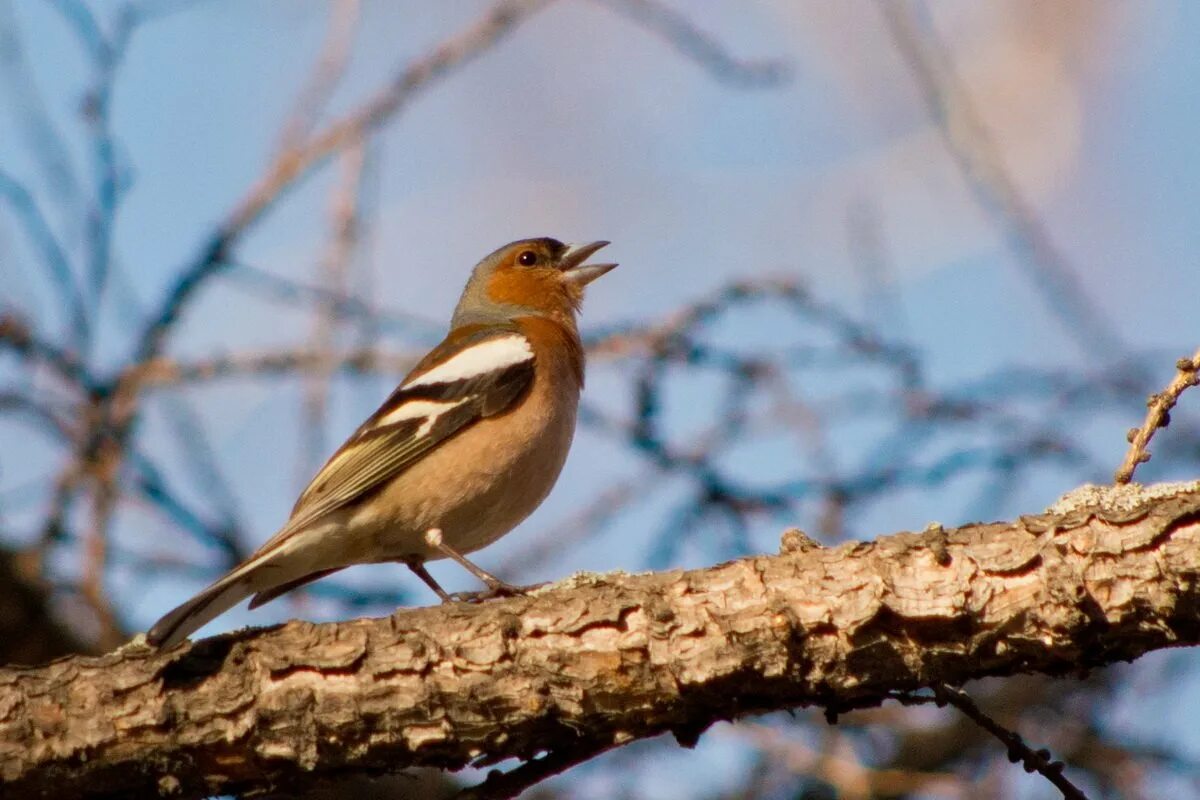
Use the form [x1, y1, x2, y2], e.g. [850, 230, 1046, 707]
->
[447, 582, 536, 604]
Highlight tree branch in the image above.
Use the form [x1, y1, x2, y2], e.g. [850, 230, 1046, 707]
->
[1115, 346, 1200, 483]
[928, 685, 1087, 800]
[3, 481, 1200, 799]
[132, 0, 550, 365]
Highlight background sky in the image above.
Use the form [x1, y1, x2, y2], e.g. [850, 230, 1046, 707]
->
[1, 2, 1198, 797]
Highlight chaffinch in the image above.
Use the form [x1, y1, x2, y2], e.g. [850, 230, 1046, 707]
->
[146, 237, 616, 648]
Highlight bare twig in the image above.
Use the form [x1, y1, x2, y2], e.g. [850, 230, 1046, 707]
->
[457, 741, 617, 799]
[299, 138, 367, 483]
[133, 0, 552, 365]
[155, 399, 246, 542]
[931, 685, 1089, 800]
[128, 450, 246, 565]
[125, 0, 212, 23]
[47, 0, 140, 326]
[0, 170, 89, 341]
[132, 347, 420, 388]
[880, 0, 1124, 359]
[846, 197, 908, 344]
[276, 0, 361, 151]
[81, 482, 122, 648]
[223, 260, 441, 338]
[1114, 347, 1200, 484]
[231, 0, 547, 233]
[0, 390, 75, 441]
[594, 0, 788, 87]
[77, 383, 141, 649]
[0, 311, 94, 390]
[282, 10, 373, 485]
[46, 0, 108, 62]
[0, 0, 83, 216]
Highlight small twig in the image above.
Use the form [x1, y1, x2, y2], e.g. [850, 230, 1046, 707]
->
[0, 312, 95, 391]
[594, 0, 788, 87]
[132, 347, 420, 388]
[132, 0, 552, 366]
[37, 462, 83, 551]
[48, 0, 148, 338]
[0, 170, 89, 342]
[880, 0, 1124, 360]
[299, 138, 367, 484]
[46, 0, 110, 62]
[456, 740, 616, 799]
[128, 450, 246, 565]
[846, 196, 908, 343]
[931, 684, 1089, 800]
[0, 390, 76, 441]
[81, 477, 123, 650]
[1114, 346, 1200, 484]
[125, 0, 210, 23]
[276, 0, 361, 151]
[223, 260, 441, 338]
[156, 398, 245, 541]
[0, 0, 84, 219]
[77, 383, 141, 650]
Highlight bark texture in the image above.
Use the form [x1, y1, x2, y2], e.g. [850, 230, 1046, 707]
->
[3, 481, 1200, 799]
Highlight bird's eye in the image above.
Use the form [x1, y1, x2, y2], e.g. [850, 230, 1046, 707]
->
[517, 250, 538, 267]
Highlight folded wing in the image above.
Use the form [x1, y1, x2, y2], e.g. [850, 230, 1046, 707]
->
[282, 327, 536, 538]
[144, 328, 535, 647]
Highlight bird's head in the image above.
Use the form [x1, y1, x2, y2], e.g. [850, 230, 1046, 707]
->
[452, 238, 616, 329]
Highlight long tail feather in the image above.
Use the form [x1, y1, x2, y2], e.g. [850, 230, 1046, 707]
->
[147, 524, 336, 647]
[147, 566, 263, 648]
[248, 567, 343, 609]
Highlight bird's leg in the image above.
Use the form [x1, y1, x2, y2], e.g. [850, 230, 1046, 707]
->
[403, 557, 453, 603]
[423, 528, 525, 601]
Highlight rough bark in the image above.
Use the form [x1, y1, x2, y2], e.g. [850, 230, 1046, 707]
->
[2, 481, 1200, 799]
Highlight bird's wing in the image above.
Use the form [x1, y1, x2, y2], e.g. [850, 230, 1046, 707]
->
[256, 328, 536, 554]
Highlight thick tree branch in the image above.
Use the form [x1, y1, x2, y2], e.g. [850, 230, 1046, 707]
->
[3, 481, 1200, 799]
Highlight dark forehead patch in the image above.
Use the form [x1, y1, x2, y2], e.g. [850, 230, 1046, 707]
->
[527, 237, 566, 257]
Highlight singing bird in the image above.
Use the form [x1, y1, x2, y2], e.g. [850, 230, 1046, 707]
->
[146, 238, 616, 648]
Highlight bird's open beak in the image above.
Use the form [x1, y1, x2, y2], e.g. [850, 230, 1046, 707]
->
[560, 241, 617, 286]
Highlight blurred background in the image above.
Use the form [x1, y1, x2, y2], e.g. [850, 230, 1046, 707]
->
[1, 1, 1198, 797]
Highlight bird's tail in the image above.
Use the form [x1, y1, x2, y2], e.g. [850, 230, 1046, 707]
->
[146, 557, 272, 649]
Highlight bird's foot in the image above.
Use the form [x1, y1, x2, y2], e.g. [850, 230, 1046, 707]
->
[448, 580, 544, 604]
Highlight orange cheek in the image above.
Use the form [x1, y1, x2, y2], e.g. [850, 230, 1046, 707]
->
[486, 268, 563, 312]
